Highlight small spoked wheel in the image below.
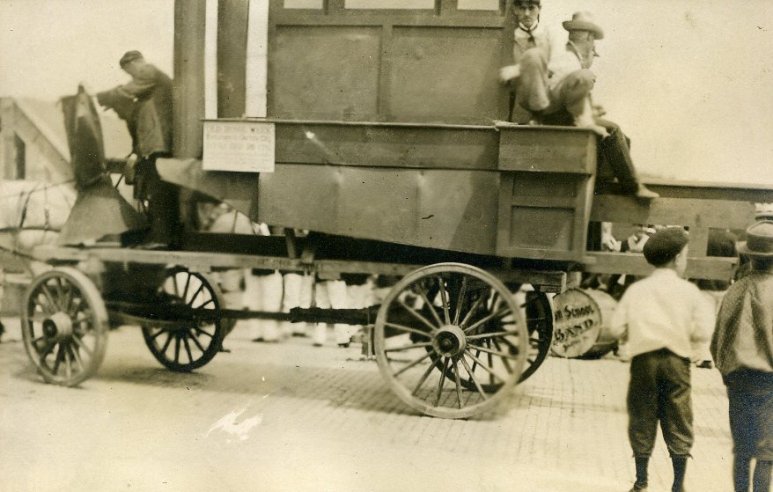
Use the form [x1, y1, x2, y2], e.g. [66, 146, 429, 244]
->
[21, 267, 108, 386]
[374, 263, 528, 419]
[517, 289, 553, 383]
[141, 267, 225, 372]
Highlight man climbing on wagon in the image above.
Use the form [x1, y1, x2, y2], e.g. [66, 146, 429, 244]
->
[503, 10, 659, 200]
[95, 50, 179, 248]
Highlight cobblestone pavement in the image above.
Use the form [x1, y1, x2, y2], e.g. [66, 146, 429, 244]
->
[0, 318, 734, 492]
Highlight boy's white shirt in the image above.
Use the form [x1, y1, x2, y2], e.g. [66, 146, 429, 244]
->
[610, 268, 715, 359]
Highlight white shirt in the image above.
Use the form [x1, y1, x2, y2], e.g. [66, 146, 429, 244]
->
[512, 22, 555, 63]
[547, 43, 583, 91]
[610, 268, 715, 359]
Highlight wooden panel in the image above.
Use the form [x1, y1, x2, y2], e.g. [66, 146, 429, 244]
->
[257, 164, 499, 254]
[498, 126, 597, 173]
[269, 26, 381, 119]
[389, 26, 501, 122]
[217, 0, 249, 118]
[273, 121, 499, 169]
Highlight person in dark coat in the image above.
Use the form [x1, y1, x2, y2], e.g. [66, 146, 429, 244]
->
[96, 50, 178, 247]
[711, 221, 773, 492]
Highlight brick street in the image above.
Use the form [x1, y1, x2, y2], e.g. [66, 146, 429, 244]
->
[0, 318, 734, 492]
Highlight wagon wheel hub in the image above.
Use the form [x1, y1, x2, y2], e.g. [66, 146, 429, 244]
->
[432, 325, 467, 358]
[42, 312, 73, 339]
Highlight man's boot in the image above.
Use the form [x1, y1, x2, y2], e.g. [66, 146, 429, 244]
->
[671, 455, 688, 492]
[630, 456, 649, 491]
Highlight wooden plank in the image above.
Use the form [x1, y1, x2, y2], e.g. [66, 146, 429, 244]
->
[31, 245, 566, 290]
[585, 252, 738, 280]
[591, 195, 758, 230]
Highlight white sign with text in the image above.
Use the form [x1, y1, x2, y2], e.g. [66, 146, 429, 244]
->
[203, 121, 275, 173]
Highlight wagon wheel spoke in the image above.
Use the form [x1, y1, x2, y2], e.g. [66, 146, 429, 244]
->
[464, 347, 506, 385]
[452, 277, 468, 326]
[466, 329, 522, 340]
[452, 357, 464, 409]
[492, 338, 513, 374]
[463, 306, 511, 334]
[411, 360, 437, 397]
[71, 332, 94, 357]
[458, 294, 486, 330]
[188, 330, 207, 352]
[68, 342, 85, 371]
[182, 272, 192, 302]
[397, 300, 438, 332]
[384, 322, 432, 339]
[194, 327, 214, 338]
[159, 332, 174, 354]
[415, 283, 444, 328]
[459, 355, 487, 400]
[393, 351, 433, 378]
[436, 276, 451, 325]
[385, 341, 432, 353]
[51, 343, 64, 375]
[486, 340, 495, 386]
[39, 284, 59, 313]
[467, 342, 521, 359]
[434, 356, 450, 407]
[182, 336, 194, 364]
[174, 335, 181, 364]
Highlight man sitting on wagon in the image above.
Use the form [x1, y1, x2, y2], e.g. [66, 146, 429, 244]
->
[509, 11, 659, 200]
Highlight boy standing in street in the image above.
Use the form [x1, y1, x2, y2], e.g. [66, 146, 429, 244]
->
[711, 220, 773, 492]
[610, 227, 715, 491]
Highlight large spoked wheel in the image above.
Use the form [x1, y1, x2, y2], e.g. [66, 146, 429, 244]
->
[141, 267, 226, 372]
[374, 263, 528, 419]
[517, 289, 553, 383]
[21, 267, 108, 386]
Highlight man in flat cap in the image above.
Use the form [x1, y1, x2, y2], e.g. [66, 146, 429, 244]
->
[96, 50, 177, 247]
[711, 221, 773, 492]
[610, 227, 715, 491]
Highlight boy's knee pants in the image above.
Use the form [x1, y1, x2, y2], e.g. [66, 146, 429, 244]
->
[627, 349, 694, 457]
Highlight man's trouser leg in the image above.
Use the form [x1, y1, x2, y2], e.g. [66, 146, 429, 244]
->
[628, 351, 660, 488]
[596, 119, 641, 194]
[658, 352, 693, 492]
[139, 157, 179, 246]
[515, 49, 550, 114]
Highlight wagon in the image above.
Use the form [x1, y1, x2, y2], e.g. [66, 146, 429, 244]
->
[14, 1, 773, 419]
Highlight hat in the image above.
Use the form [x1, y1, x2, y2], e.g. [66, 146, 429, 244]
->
[642, 227, 688, 266]
[754, 202, 773, 220]
[738, 221, 773, 257]
[119, 50, 143, 68]
[562, 11, 604, 40]
[514, 0, 540, 6]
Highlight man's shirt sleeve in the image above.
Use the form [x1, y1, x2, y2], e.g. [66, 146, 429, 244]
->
[609, 290, 629, 340]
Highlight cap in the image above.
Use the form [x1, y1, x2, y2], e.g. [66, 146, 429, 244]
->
[119, 50, 143, 68]
[642, 227, 688, 266]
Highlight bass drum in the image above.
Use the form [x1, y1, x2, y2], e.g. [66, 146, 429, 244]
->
[550, 288, 618, 359]
[576, 289, 618, 359]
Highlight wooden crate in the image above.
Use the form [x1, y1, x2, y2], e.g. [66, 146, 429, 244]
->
[496, 126, 597, 262]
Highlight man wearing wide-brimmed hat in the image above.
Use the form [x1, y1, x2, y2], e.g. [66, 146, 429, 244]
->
[711, 220, 773, 492]
[515, 11, 658, 200]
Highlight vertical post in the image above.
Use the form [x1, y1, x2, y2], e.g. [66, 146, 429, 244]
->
[174, 0, 207, 158]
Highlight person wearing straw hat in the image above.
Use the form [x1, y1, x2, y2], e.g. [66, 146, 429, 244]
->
[610, 227, 715, 492]
[516, 11, 659, 200]
[711, 220, 773, 492]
